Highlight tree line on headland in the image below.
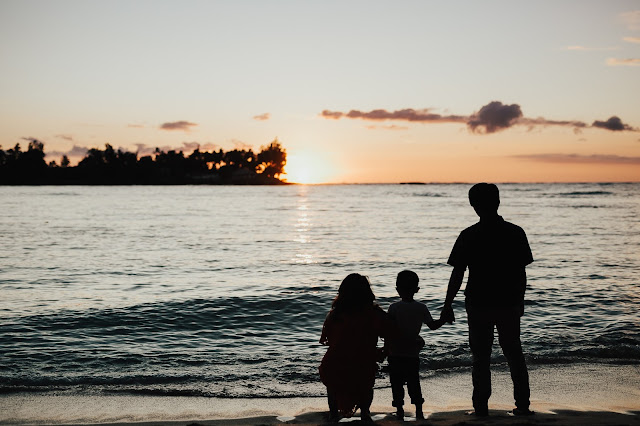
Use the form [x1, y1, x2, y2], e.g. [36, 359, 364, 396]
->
[0, 138, 288, 185]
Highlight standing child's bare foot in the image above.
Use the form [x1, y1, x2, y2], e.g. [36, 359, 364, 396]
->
[395, 407, 404, 420]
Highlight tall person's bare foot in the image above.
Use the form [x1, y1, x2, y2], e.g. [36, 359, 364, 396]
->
[360, 407, 373, 423]
[415, 405, 424, 420]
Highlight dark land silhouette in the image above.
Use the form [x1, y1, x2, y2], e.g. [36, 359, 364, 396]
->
[0, 139, 288, 185]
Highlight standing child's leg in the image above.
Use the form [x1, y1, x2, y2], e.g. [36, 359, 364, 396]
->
[405, 357, 425, 419]
[388, 356, 406, 418]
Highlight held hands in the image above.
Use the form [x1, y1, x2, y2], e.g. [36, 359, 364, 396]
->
[440, 305, 455, 324]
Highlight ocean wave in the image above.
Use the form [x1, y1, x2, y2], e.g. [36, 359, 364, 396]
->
[2, 351, 638, 398]
[553, 191, 614, 197]
[413, 192, 445, 197]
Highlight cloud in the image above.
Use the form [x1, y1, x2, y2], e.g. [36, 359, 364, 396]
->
[134, 144, 157, 156]
[159, 120, 198, 131]
[365, 124, 409, 131]
[321, 108, 466, 124]
[565, 45, 619, 51]
[519, 117, 588, 133]
[623, 36, 640, 44]
[467, 101, 523, 133]
[127, 123, 145, 128]
[351, 108, 464, 123]
[321, 110, 345, 120]
[134, 142, 219, 156]
[321, 101, 636, 134]
[46, 145, 91, 158]
[253, 112, 271, 121]
[515, 153, 640, 165]
[606, 57, 640, 66]
[55, 134, 74, 141]
[182, 142, 201, 151]
[231, 139, 254, 150]
[621, 10, 640, 31]
[592, 116, 637, 131]
[20, 136, 41, 143]
[181, 141, 219, 151]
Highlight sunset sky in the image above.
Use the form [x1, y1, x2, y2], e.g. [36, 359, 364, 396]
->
[1, 1, 639, 183]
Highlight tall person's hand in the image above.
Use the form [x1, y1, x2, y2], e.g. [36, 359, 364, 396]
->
[441, 305, 455, 324]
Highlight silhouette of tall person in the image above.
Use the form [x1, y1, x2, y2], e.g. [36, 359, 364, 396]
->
[442, 183, 534, 417]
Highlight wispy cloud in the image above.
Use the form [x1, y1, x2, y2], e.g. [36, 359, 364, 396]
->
[565, 45, 619, 51]
[606, 57, 640, 66]
[321, 108, 467, 124]
[134, 142, 219, 156]
[159, 121, 198, 131]
[321, 101, 637, 134]
[253, 113, 271, 121]
[365, 124, 409, 131]
[55, 134, 74, 141]
[321, 110, 344, 120]
[181, 141, 219, 152]
[623, 36, 640, 44]
[519, 117, 588, 133]
[515, 153, 640, 165]
[231, 139, 254, 150]
[127, 123, 145, 128]
[621, 10, 640, 31]
[20, 136, 41, 143]
[46, 145, 91, 158]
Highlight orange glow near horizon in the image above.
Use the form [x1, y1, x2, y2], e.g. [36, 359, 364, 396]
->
[288, 155, 640, 184]
[282, 150, 337, 184]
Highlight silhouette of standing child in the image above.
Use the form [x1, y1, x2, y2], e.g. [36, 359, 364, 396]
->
[386, 270, 451, 420]
[319, 273, 389, 422]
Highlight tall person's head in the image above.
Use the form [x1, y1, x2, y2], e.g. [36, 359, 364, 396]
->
[469, 183, 500, 218]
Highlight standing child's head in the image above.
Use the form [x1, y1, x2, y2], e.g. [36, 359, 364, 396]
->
[396, 270, 420, 300]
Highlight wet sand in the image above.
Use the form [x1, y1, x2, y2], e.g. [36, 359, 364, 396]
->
[2, 363, 639, 425]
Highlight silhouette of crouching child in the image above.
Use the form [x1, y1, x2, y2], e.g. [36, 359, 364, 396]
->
[386, 270, 452, 420]
[319, 273, 389, 422]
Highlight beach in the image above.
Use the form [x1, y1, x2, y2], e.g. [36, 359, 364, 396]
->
[2, 184, 639, 425]
[2, 363, 639, 425]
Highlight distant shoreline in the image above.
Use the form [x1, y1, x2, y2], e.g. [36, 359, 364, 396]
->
[1, 181, 638, 186]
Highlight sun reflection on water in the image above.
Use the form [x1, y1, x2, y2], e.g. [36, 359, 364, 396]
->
[293, 186, 314, 263]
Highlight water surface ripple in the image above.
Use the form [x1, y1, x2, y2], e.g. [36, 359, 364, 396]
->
[1, 183, 638, 396]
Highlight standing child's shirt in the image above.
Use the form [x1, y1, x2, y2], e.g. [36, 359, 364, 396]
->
[387, 301, 434, 358]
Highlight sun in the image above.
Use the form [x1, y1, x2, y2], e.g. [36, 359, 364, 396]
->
[283, 150, 336, 184]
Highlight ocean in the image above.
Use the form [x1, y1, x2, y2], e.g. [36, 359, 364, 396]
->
[1, 183, 639, 399]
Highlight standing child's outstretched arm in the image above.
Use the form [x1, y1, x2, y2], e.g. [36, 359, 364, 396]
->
[424, 304, 449, 330]
[426, 313, 448, 330]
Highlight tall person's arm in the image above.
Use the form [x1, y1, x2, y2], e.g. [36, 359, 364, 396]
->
[442, 266, 465, 323]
